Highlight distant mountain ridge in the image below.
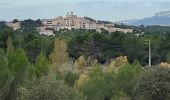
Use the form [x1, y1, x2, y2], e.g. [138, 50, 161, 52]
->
[119, 11, 170, 26]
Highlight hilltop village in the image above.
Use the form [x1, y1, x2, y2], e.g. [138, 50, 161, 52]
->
[5, 12, 133, 36]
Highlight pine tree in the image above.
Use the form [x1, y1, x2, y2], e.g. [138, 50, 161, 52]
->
[6, 49, 30, 100]
[34, 51, 49, 79]
[0, 48, 14, 100]
[6, 36, 14, 56]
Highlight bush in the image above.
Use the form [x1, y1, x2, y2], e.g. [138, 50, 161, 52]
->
[133, 66, 170, 100]
[113, 61, 143, 98]
[19, 75, 84, 100]
[64, 71, 79, 87]
[114, 63, 142, 96]
[77, 66, 114, 100]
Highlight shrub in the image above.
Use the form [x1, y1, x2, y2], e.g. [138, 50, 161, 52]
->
[133, 66, 170, 100]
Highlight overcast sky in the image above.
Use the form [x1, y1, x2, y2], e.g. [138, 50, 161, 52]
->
[0, 0, 170, 21]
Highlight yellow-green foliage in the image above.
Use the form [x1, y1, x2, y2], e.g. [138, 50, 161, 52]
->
[75, 74, 89, 90]
[107, 56, 128, 73]
[111, 91, 131, 100]
[90, 59, 100, 67]
[49, 39, 68, 71]
[75, 55, 87, 68]
[34, 51, 49, 79]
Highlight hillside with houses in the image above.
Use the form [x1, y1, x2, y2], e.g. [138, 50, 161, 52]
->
[5, 12, 133, 36]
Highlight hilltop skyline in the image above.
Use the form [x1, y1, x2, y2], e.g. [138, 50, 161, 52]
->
[0, 0, 170, 21]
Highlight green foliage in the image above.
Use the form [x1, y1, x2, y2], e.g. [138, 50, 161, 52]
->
[6, 48, 30, 100]
[114, 23, 132, 29]
[20, 19, 42, 33]
[6, 36, 14, 56]
[12, 19, 19, 23]
[34, 51, 49, 79]
[0, 49, 9, 86]
[111, 91, 131, 100]
[24, 33, 51, 62]
[0, 21, 9, 30]
[64, 72, 79, 87]
[84, 17, 96, 22]
[19, 75, 84, 100]
[76, 60, 143, 100]
[97, 20, 113, 24]
[133, 66, 170, 100]
[8, 49, 30, 77]
[0, 28, 14, 48]
[0, 48, 14, 99]
[55, 71, 79, 87]
[68, 31, 148, 64]
[142, 26, 170, 34]
[113, 62, 143, 98]
[79, 66, 114, 100]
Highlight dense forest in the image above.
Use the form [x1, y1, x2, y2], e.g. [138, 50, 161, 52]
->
[1, 20, 170, 100]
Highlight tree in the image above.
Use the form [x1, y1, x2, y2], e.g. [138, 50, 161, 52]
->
[133, 66, 170, 100]
[0, 48, 14, 100]
[6, 36, 14, 56]
[20, 19, 42, 32]
[113, 61, 143, 99]
[6, 49, 30, 100]
[24, 33, 51, 62]
[0, 21, 8, 30]
[12, 19, 19, 23]
[0, 28, 14, 48]
[49, 39, 68, 71]
[34, 51, 49, 79]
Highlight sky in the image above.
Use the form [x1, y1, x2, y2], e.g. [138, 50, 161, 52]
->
[0, 0, 170, 22]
